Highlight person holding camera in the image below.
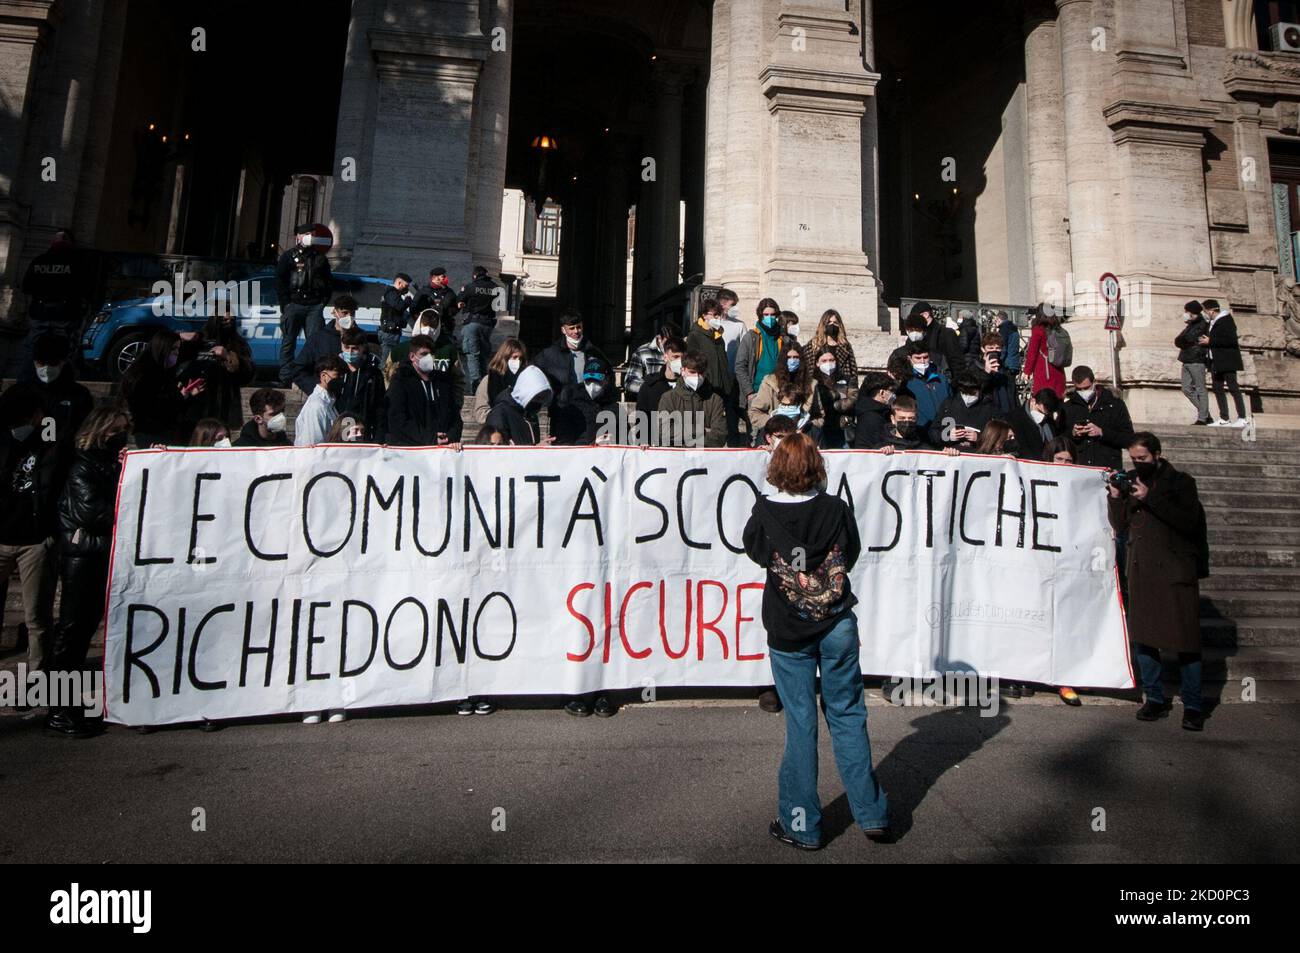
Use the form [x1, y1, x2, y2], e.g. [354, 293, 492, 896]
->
[1063, 365, 1134, 471]
[1107, 432, 1208, 731]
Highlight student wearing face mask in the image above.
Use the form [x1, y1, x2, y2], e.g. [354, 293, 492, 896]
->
[735, 298, 789, 408]
[534, 310, 617, 445]
[0, 387, 63, 679]
[1173, 300, 1211, 425]
[1108, 432, 1208, 731]
[485, 365, 556, 446]
[189, 418, 232, 447]
[1199, 298, 1248, 427]
[334, 325, 385, 442]
[1007, 388, 1064, 460]
[44, 407, 134, 736]
[385, 335, 463, 447]
[715, 288, 745, 371]
[294, 356, 345, 447]
[811, 347, 856, 449]
[887, 312, 931, 372]
[747, 342, 822, 435]
[930, 371, 994, 450]
[975, 333, 1016, 414]
[185, 294, 254, 433]
[121, 329, 206, 447]
[810, 310, 857, 381]
[903, 342, 951, 433]
[577, 360, 617, 444]
[853, 372, 900, 449]
[10, 335, 92, 450]
[287, 294, 360, 396]
[234, 389, 292, 447]
[634, 336, 686, 424]
[472, 338, 529, 425]
[324, 415, 370, 443]
[686, 299, 738, 407]
[1063, 365, 1134, 471]
[655, 350, 728, 447]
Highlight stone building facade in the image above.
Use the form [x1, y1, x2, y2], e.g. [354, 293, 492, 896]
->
[3, 0, 1300, 420]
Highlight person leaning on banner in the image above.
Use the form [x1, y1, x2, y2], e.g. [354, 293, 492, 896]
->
[286, 294, 359, 396]
[275, 224, 333, 385]
[576, 359, 618, 445]
[743, 433, 891, 850]
[1107, 431, 1209, 731]
[44, 406, 133, 738]
[655, 350, 728, 448]
[634, 336, 686, 424]
[294, 356, 344, 447]
[757, 414, 797, 450]
[234, 388, 291, 447]
[1007, 388, 1064, 461]
[385, 334, 463, 448]
[853, 372, 899, 449]
[1173, 300, 1212, 426]
[485, 365, 555, 446]
[334, 325, 386, 442]
[1062, 365, 1134, 471]
[1198, 298, 1249, 428]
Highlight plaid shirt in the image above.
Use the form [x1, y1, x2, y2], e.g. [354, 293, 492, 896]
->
[624, 338, 665, 396]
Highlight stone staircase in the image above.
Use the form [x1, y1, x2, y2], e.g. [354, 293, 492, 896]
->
[1147, 424, 1300, 699]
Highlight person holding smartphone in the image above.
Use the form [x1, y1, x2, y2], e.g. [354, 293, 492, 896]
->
[929, 371, 993, 450]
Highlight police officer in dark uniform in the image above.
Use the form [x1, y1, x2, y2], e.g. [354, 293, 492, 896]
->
[275, 223, 333, 386]
[20, 229, 94, 365]
[457, 265, 500, 393]
[410, 267, 459, 337]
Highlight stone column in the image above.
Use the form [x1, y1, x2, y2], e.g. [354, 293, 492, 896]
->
[0, 0, 58, 320]
[759, 0, 880, 350]
[467, 0, 512, 276]
[703, 0, 730, 285]
[1023, 8, 1070, 305]
[682, 75, 707, 284]
[719, 0, 764, 303]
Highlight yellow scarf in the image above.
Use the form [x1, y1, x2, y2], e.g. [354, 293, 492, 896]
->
[696, 317, 723, 340]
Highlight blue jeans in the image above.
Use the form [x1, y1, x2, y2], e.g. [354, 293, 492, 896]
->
[1135, 642, 1202, 712]
[459, 321, 493, 393]
[768, 613, 889, 845]
[379, 330, 402, 368]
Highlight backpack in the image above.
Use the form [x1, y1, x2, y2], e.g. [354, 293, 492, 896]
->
[1046, 326, 1072, 368]
[769, 543, 850, 622]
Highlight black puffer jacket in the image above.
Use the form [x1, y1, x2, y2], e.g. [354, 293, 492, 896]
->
[57, 447, 121, 558]
[1175, 316, 1210, 364]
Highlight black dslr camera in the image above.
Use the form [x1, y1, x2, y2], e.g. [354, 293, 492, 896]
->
[1107, 469, 1138, 495]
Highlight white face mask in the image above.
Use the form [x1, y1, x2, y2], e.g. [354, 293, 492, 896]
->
[1076, 387, 1095, 403]
[10, 424, 35, 442]
[507, 358, 522, 374]
[584, 381, 603, 399]
[565, 333, 582, 349]
[265, 412, 287, 434]
[1029, 407, 1046, 425]
[907, 331, 924, 343]
[213, 437, 232, 449]
[416, 353, 436, 374]
[818, 362, 837, 377]
[786, 324, 800, 337]
[960, 392, 979, 407]
[668, 358, 682, 375]
[1183, 312, 1196, 322]
[708, 317, 724, 331]
[335, 315, 354, 330]
[726, 306, 740, 321]
[683, 374, 702, 391]
[35, 365, 61, 384]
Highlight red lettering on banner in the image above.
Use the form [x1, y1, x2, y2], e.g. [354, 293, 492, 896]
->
[660, 580, 691, 659]
[696, 580, 729, 661]
[601, 582, 614, 663]
[565, 583, 597, 661]
[618, 582, 653, 660]
[735, 582, 765, 661]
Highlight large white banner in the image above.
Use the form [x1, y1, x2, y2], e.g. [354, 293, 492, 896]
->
[103, 446, 1132, 725]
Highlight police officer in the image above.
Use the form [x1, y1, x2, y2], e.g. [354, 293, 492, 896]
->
[275, 223, 333, 386]
[457, 265, 500, 393]
[20, 229, 94, 365]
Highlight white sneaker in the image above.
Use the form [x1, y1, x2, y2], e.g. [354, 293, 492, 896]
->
[1233, 417, 1250, 428]
[327, 711, 347, 723]
[302, 713, 321, 725]
[1208, 419, 1228, 427]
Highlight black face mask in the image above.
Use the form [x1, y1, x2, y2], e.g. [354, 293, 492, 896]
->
[1003, 440, 1019, 455]
[1133, 461, 1158, 481]
[896, 422, 916, 438]
[326, 378, 343, 398]
[105, 432, 130, 453]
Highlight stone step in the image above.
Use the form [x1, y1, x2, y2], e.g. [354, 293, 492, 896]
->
[1200, 618, 1300, 648]
[1191, 646, 1300, 684]
[1169, 450, 1300, 468]
[1201, 590, 1300, 619]
[1210, 546, 1300, 568]
[1205, 507, 1300, 526]
[1198, 490, 1299, 510]
[1207, 524, 1300, 546]
[1174, 461, 1300, 479]
[1199, 566, 1300, 592]
[1194, 476, 1297, 494]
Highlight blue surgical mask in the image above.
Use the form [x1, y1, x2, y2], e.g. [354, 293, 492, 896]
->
[340, 350, 360, 365]
[776, 405, 801, 418]
[786, 358, 801, 373]
[762, 315, 780, 332]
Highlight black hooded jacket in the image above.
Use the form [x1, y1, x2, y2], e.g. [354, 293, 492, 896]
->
[533, 336, 616, 445]
[742, 492, 861, 650]
[385, 362, 462, 446]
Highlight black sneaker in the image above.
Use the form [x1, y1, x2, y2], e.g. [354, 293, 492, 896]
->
[863, 825, 894, 844]
[44, 710, 98, 739]
[1193, 418, 1210, 426]
[457, 701, 474, 716]
[1136, 701, 1169, 721]
[768, 820, 821, 851]
[1000, 682, 1021, 699]
[564, 699, 592, 717]
[1181, 709, 1205, 731]
[473, 701, 496, 716]
[200, 719, 222, 733]
[593, 696, 618, 718]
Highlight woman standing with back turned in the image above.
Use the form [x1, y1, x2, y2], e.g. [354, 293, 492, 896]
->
[742, 433, 891, 850]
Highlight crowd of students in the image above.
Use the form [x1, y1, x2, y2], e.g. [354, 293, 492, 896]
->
[2, 279, 1176, 736]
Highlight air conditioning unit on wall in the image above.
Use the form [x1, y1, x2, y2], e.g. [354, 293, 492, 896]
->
[1269, 22, 1300, 53]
